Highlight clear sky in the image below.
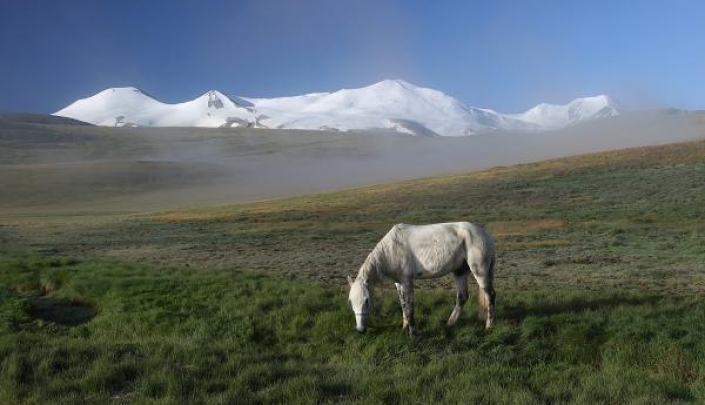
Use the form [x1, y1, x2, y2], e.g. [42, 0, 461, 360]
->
[1, 0, 704, 114]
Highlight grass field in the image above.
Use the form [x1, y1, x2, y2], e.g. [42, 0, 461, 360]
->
[2, 132, 705, 403]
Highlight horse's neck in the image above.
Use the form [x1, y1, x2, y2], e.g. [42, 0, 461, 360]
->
[356, 257, 379, 285]
[359, 232, 396, 284]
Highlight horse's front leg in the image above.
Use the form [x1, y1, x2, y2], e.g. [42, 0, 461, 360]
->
[399, 281, 416, 338]
[395, 283, 409, 331]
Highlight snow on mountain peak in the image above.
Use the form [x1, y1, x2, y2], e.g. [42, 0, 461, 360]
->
[98, 87, 147, 95]
[54, 81, 620, 135]
[54, 87, 164, 127]
[251, 79, 499, 135]
[87, 87, 154, 101]
[513, 94, 620, 129]
[365, 79, 416, 90]
[55, 87, 260, 128]
[196, 90, 254, 109]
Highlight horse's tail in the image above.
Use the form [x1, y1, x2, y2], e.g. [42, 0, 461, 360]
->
[477, 254, 495, 316]
[478, 287, 487, 322]
[471, 225, 495, 327]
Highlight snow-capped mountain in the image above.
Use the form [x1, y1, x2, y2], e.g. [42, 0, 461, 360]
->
[55, 87, 261, 128]
[54, 80, 620, 136]
[243, 80, 530, 136]
[509, 95, 620, 130]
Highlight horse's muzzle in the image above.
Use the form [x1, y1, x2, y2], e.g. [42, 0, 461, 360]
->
[355, 313, 368, 334]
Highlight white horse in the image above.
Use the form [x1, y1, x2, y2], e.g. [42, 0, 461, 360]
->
[347, 222, 496, 337]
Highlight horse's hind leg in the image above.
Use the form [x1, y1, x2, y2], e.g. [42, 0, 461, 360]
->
[395, 283, 409, 331]
[447, 268, 469, 326]
[469, 258, 496, 330]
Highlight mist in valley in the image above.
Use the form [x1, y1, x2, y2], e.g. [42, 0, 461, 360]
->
[0, 111, 703, 215]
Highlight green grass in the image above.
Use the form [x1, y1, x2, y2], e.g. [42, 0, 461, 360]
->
[1, 254, 705, 405]
[2, 139, 705, 403]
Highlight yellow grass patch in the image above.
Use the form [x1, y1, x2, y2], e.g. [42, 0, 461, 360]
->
[504, 239, 571, 249]
[489, 219, 565, 237]
[152, 211, 222, 222]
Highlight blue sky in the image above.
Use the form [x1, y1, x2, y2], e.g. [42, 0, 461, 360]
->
[1, 0, 704, 113]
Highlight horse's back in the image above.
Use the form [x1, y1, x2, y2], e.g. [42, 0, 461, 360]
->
[409, 221, 494, 263]
[388, 222, 492, 278]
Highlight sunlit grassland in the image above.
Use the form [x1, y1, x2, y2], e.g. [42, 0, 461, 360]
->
[2, 139, 705, 404]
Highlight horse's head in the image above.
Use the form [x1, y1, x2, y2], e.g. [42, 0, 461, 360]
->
[347, 275, 370, 333]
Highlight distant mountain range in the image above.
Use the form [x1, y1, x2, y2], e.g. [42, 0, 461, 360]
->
[54, 80, 620, 136]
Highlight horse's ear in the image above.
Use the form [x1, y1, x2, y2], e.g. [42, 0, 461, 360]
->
[347, 275, 353, 286]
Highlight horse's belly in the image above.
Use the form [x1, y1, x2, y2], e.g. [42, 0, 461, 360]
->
[407, 231, 464, 278]
[414, 255, 463, 278]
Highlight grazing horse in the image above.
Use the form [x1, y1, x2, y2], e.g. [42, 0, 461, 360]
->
[347, 222, 495, 337]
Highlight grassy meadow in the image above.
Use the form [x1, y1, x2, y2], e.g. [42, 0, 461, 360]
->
[2, 135, 705, 404]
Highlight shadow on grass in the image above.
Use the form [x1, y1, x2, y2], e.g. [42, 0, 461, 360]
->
[29, 296, 96, 326]
[502, 294, 662, 322]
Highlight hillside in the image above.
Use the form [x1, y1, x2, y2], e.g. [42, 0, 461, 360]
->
[6, 135, 703, 291]
[0, 112, 91, 127]
[2, 136, 705, 404]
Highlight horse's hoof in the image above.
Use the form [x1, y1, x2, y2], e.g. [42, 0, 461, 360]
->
[406, 324, 417, 338]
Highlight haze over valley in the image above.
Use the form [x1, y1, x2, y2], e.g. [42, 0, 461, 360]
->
[1, 109, 703, 215]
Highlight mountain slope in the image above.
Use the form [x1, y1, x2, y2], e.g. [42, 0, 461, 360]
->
[54, 81, 620, 135]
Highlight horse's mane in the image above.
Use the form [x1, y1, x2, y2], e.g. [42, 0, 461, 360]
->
[358, 224, 405, 283]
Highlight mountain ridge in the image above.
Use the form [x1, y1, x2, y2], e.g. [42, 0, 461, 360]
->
[54, 80, 620, 136]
